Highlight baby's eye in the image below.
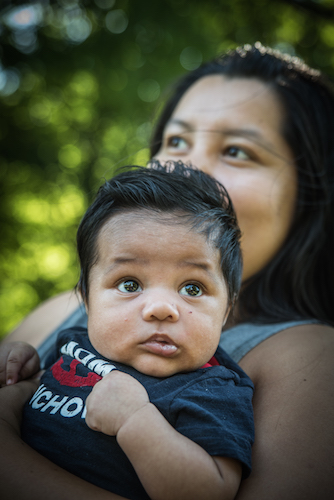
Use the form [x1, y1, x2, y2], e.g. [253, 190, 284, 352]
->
[118, 280, 142, 293]
[166, 135, 189, 151]
[224, 146, 250, 160]
[179, 283, 203, 297]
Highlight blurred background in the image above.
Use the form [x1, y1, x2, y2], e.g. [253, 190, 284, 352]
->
[1, 0, 334, 339]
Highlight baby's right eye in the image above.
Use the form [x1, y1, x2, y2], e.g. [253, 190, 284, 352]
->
[117, 280, 142, 293]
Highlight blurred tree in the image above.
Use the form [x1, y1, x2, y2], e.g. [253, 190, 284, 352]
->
[1, 0, 334, 338]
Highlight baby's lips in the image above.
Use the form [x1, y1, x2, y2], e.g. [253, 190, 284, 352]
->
[141, 334, 179, 357]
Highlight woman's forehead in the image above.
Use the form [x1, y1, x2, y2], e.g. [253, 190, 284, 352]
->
[168, 75, 292, 160]
[171, 75, 282, 123]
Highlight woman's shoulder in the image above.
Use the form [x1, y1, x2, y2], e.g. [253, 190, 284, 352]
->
[3, 291, 82, 348]
[220, 319, 323, 364]
[239, 322, 334, 383]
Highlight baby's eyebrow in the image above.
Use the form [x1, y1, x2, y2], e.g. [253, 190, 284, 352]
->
[179, 260, 211, 271]
[178, 260, 220, 281]
[103, 257, 148, 275]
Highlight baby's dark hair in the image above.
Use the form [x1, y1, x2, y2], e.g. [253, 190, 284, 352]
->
[76, 161, 242, 307]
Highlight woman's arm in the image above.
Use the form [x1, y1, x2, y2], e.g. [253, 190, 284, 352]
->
[2, 291, 81, 348]
[237, 323, 334, 500]
[0, 381, 126, 500]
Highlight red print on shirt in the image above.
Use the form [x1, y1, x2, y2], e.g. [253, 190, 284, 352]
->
[51, 356, 102, 387]
[201, 356, 220, 369]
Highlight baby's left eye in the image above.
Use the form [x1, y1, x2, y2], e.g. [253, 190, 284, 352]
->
[179, 284, 203, 297]
[118, 280, 142, 293]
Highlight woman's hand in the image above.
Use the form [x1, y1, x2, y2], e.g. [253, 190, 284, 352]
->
[0, 378, 39, 429]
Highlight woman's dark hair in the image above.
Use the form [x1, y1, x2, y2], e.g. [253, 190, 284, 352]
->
[150, 43, 334, 325]
[77, 161, 242, 308]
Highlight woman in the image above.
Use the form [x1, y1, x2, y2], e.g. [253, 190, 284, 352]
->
[1, 43, 334, 499]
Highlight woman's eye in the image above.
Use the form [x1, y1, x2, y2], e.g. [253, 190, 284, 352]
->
[118, 280, 142, 293]
[224, 146, 250, 160]
[166, 135, 188, 151]
[180, 284, 203, 297]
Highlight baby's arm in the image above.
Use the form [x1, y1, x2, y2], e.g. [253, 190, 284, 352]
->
[86, 371, 242, 500]
[0, 341, 40, 386]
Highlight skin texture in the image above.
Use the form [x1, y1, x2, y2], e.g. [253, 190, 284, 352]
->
[1, 75, 334, 499]
[86, 211, 229, 377]
[236, 323, 334, 499]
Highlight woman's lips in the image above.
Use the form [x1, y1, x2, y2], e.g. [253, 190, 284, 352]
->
[141, 334, 178, 357]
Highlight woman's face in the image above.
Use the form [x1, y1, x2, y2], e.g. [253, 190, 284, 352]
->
[155, 75, 297, 281]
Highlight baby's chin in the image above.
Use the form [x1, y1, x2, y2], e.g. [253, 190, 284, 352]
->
[129, 357, 204, 378]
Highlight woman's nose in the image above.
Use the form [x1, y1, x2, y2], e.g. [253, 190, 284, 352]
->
[185, 144, 215, 176]
[196, 160, 214, 176]
[142, 297, 179, 322]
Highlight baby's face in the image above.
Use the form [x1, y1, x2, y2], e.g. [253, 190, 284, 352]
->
[85, 211, 229, 378]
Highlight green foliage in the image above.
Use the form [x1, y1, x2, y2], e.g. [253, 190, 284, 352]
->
[1, 0, 334, 338]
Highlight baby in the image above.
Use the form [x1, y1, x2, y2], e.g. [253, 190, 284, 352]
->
[0, 161, 254, 500]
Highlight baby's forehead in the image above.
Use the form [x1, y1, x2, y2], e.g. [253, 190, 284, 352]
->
[99, 208, 219, 246]
[97, 208, 222, 263]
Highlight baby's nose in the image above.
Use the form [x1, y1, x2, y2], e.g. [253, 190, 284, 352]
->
[142, 298, 179, 322]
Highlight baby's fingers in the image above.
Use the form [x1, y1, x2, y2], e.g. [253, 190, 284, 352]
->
[15, 348, 40, 383]
[0, 342, 40, 386]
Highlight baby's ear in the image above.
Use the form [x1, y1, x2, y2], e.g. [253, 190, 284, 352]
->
[76, 284, 88, 312]
[222, 304, 232, 326]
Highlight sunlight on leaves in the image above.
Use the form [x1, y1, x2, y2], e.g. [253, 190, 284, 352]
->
[58, 144, 82, 169]
[320, 24, 334, 47]
[67, 71, 99, 100]
[132, 147, 150, 166]
[38, 245, 71, 279]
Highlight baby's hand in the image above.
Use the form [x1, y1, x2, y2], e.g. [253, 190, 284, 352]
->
[0, 342, 40, 387]
[85, 370, 150, 436]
